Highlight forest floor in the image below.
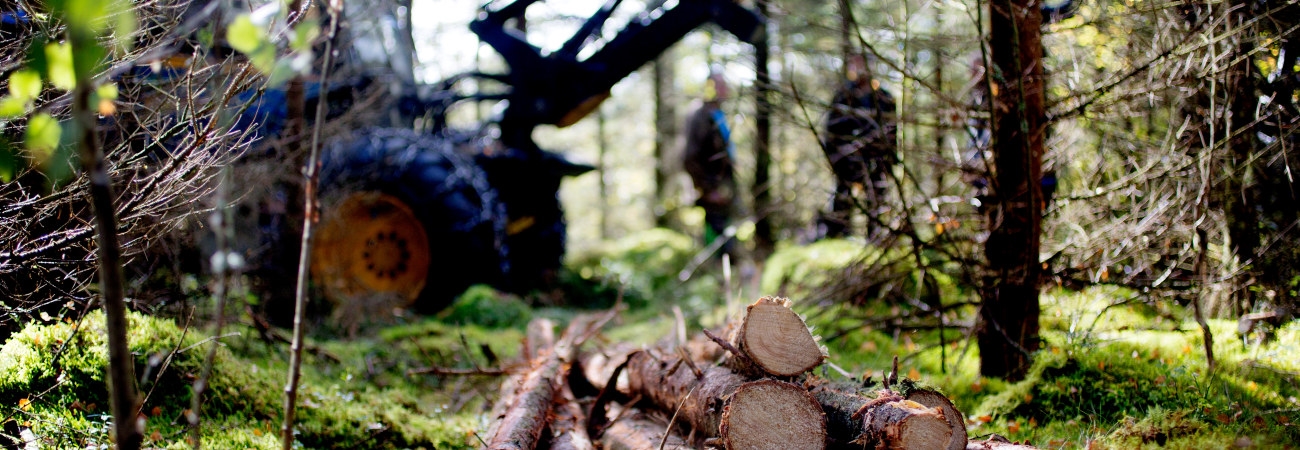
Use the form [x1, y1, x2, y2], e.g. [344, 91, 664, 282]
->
[1, 230, 1297, 449]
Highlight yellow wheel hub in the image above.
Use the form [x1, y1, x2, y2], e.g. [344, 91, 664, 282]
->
[311, 192, 430, 308]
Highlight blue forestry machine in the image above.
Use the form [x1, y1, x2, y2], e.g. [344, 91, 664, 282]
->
[292, 0, 766, 316]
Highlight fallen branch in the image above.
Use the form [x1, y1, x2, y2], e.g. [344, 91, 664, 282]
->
[484, 315, 605, 449]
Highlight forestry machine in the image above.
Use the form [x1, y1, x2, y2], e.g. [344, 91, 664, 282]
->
[299, 0, 766, 316]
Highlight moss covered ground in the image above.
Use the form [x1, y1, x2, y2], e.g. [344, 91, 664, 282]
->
[2, 230, 1297, 448]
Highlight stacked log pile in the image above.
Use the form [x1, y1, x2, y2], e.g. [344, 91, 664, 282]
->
[476, 297, 1033, 450]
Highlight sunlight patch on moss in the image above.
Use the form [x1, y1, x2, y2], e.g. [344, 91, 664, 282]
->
[437, 285, 534, 329]
[760, 238, 875, 299]
[1, 311, 500, 449]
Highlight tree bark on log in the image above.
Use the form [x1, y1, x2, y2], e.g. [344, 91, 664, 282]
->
[598, 407, 693, 450]
[546, 392, 593, 450]
[485, 316, 603, 449]
[809, 384, 953, 449]
[580, 344, 638, 396]
[726, 297, 825, 377]
[487, 360, 560, 449]
[624, 350, 828, 449]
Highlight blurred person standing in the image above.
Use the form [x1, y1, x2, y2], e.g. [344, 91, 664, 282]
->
[819, 53, 897, 239]
[683, 72, 737, 256]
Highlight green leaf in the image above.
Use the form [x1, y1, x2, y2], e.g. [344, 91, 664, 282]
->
[95, 83, 118, 101]
[227, 15, 267, 55]
[24, 33, 50, 80]
[249, 45, 277, 75]
[0, 140, 15, 183]
[266, 52, 313, 88]
[72, 43, 106, 79]
[0, 97, 27, 119]
[46, 121, 77, 186]
[197, 28, 214, 49]
[24, 114, 62, 160]
[266, 60, 297, 88]
[48, 0, 135, 51]
[9, 70, 42, 100]
[60, 0, 110, 38]
[110, 0, 138, 52]
[291, 21, 320, 52]
[44, 43, 75, 90]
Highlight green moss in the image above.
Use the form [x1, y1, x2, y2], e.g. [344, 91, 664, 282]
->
[0, 311, 284, 448]
[796, 285, 1300, 449]
[437, 285, 533, 329]
[565, 228, 700, 306]
[761, 238, 875, 298]
[0, 312, 493, 449]
[947, 288, 1300, 448]
[761, 239, 972, 321]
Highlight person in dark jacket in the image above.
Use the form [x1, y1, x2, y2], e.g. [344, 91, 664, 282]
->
[683, 72, 737, 254]
[820, 54, 897, 238]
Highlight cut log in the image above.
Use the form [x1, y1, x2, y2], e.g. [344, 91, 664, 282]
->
[484, 316, 604, 450]
[727, 297, 825, 377]
[965, 435, 1039, 450]
[524, 318, 556, 362]
[624, 350, 827, 449]
[482, 320, 555, 447]
[546, 390, 593, 450]
[579, 344, 638, 396]
[810, 384, 952, 450]
[903, 385, 968, 450]
[485, 347, 564, 449]
[598, 406, 692, 450]
[720, 379, 829, 449]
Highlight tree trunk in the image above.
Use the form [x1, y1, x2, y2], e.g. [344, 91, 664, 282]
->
[283, 5, 341, 446]
[654, 51, 679, 229]
[598, 107, 610, 240]
[1223, 4, 1257, 315]
[752, 0, 775, 257]
[809, 384, 954, 450]
[623, 351, 828, 448]
[74, 72, 142, 450]
[839, 0, 853, 65]
[979, 0, 1046, 381]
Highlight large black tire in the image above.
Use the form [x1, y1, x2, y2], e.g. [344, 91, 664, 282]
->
[312, 128, 505, 315]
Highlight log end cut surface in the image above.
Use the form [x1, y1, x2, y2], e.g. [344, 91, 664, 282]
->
[741, 297, 824, 376]
[721, 379, 827, 450]
[906, 388, 968, 450]
[869, 400, 951, 450]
